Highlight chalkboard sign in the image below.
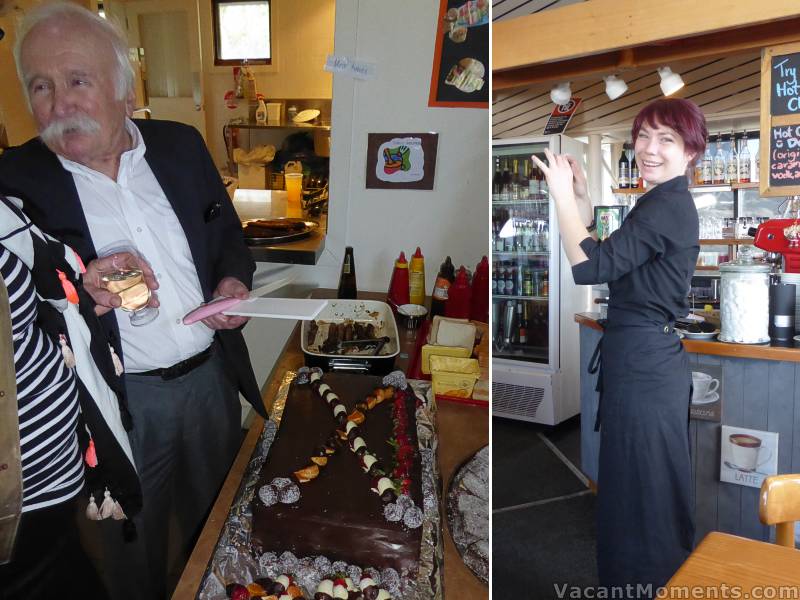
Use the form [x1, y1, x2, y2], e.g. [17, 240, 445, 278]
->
[769, 124, 800, 187]
[761, 42, 800, 196]
[770, 53, 800, 116]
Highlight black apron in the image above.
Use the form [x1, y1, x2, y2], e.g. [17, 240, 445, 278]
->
[594, 321, 694, 597]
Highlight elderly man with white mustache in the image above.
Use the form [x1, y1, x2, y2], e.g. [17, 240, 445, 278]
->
[0, 3, 267, 599]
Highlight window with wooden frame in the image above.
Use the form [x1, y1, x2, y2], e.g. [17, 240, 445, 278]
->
[212, 0, 272, 66]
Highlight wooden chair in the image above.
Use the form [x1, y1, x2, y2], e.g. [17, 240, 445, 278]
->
[759, 474, 800, 547]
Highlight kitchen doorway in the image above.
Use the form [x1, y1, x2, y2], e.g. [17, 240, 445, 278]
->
[123, 0, 207, 139]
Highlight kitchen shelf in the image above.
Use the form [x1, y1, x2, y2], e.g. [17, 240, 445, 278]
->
[494, 294, 549, 301]
[226, 120, 330, 131]
[695, 265, 721, 271]
[494, 251, 550, 257]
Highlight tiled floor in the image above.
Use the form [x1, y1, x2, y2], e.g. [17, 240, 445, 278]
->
[492, 416, 599, 598]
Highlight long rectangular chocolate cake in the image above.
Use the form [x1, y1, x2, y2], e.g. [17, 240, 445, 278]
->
[251, 372, 423, 573]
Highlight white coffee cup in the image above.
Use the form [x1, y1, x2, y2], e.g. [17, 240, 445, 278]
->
[729, 433, 771, 472]
[692, 371, 719, 402]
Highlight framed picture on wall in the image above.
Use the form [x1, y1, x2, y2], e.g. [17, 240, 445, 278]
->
[428, 0, 489, 108]
[365, 133, 439, 190]
[720, 426, 778, 489]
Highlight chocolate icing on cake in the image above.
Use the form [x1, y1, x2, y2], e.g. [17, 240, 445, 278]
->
[251, 373, 422, 571]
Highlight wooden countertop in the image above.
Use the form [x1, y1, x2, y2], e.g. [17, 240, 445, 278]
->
[665, 531, 800, 591]
[173, 291, 489, 599]
[575, 312, 800, 362]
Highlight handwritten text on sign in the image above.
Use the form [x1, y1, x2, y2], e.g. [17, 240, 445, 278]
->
[769, 125, 800, 186]
[771, 54, 800, 115]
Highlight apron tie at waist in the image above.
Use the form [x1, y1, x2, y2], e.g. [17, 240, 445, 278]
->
[589, 319, 607, 432]
[588, 318, 677, 432]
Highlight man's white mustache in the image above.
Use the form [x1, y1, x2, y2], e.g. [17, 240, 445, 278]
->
[41, 115, 100, 144]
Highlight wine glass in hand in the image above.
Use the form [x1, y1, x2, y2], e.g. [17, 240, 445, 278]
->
[96, 242, 159, 326]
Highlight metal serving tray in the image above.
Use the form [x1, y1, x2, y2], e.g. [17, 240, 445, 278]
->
[301, 300, 400, 374]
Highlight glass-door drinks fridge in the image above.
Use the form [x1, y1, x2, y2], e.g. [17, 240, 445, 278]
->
[492, 135, 592, 425]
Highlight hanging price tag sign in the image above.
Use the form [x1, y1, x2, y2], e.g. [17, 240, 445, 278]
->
[542, 98, 582, 136]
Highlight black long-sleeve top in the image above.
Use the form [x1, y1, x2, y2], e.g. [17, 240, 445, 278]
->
[571, 175, 699, 327]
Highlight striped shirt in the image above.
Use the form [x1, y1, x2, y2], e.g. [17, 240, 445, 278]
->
[1, 245, 84, 512]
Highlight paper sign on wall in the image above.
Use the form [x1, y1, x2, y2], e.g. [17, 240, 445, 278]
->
[324, 55, 377, 80]
[720, 426, 778, 489]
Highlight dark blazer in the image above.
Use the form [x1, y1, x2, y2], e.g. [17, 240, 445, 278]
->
[0, 119, 267, 418]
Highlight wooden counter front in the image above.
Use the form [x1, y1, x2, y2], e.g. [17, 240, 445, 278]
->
[576, 311, 800, 549]
[575, 312, 800, 362]
[173, 291, 489, 599]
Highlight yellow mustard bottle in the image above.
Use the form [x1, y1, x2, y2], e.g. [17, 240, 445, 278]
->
[409, 247, 426, 306]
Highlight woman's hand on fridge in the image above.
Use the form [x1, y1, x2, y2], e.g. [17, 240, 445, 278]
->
[532, 149, 577, 208]
[565, 154, 593, 227]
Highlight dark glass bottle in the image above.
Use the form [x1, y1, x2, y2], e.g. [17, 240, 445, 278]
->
[430, 256, 455, 318]
[630, 155, 640, 189]
[337, 246, 357, 299]
[618, 146, 630, 189]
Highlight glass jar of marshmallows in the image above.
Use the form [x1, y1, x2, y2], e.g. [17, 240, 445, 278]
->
[718, 246, 771, 344]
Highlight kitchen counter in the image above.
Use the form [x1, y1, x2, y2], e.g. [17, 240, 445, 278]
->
[246, 215, 326, 265]
[232, 189, 327, 265]
[575, 311, 800, 549]
[173, 290, 489, 599]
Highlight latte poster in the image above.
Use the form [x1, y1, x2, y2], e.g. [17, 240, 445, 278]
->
[720, 426, 779, 489]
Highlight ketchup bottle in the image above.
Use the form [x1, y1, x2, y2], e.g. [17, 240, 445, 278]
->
[445, 266, 472, 319]
[387, 251, 410, 309]
[469, 256, 489, 323]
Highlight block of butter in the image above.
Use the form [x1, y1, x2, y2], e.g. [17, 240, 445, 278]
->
[430, 356, 480, 398]
[421, 343, 472, 375]
[429, 316, 476, 350]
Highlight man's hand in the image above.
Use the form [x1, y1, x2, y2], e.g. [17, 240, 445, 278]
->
[83, 253, 160, 317]
[201, 276, 251, 330]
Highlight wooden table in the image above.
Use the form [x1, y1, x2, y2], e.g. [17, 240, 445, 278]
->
[173, 291, 489, 599]
[664, 532, 800, 593]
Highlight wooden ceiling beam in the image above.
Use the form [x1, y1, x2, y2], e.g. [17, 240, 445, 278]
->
[493, 17, 800, 92]
[493, 0, 800, 73]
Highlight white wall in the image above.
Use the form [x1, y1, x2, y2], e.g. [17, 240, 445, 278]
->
[293, 0, 490, 295]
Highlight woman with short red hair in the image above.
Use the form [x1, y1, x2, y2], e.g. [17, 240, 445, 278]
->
[534, 98, 706, 595]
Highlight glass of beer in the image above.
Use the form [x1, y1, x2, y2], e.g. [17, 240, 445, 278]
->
[96, 241, 158, 326]
[284, 172, 303, 218]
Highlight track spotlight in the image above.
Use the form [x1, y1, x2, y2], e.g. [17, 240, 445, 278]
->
[658, 66, 684, 96]
[604, 75, 628, 100]
[550, 82, 572, 105]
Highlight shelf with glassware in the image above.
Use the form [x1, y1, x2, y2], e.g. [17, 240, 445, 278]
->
[611, 169, 773, 271]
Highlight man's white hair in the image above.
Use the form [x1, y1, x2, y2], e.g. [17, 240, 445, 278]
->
[13, 1, 134, 103]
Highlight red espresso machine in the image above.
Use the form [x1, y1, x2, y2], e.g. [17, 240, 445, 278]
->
[751, 219, 800, 273]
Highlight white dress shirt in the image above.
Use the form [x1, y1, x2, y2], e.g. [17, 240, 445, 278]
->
[58, 119, 214, 372]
